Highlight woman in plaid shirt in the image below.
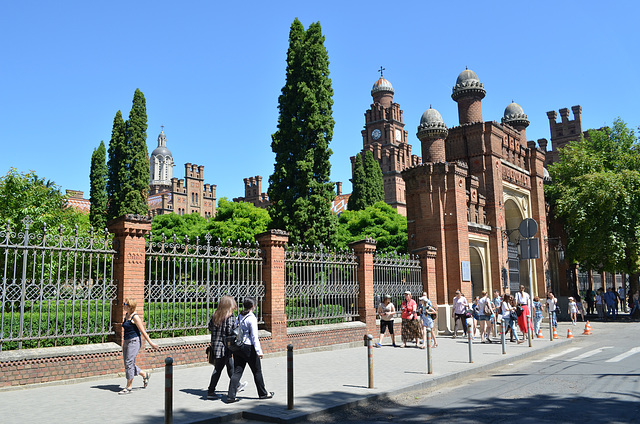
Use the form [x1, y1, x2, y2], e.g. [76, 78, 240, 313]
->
[207, 296, 247, 399]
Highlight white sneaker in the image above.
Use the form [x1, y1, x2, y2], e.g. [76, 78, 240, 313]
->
[237, 381, 248, 393]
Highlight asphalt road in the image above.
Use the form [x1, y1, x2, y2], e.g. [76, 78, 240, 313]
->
[298, 322, 640, 424]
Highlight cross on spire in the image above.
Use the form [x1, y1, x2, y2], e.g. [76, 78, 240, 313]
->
[378, 66, 385, 78]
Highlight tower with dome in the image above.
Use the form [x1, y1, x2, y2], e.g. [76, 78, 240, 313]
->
[402, 68, 549, 309]
[350, 71, 421, 216]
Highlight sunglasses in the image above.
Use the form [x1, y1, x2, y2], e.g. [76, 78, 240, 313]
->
[123, 303, 129, 307]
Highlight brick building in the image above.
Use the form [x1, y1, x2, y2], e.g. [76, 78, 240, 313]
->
[232, 175, 270, 208]
[351, 75, 421, 216]
[402, 69, 549, 306]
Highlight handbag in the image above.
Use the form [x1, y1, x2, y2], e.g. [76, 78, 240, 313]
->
[515, 305, 524, 317]
[205, 345, 217, 366]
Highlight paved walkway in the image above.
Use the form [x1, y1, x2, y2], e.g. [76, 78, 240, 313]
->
[0, 322, 586, 423]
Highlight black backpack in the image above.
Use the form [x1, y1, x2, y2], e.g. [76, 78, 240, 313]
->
[225, 315, 247, 352]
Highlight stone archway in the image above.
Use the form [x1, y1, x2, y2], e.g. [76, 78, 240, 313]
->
[469, 247, 484, 300]
[504, 198, 525, 293]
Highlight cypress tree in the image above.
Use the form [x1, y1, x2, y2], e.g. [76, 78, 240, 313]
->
[89, 141, 108, 229]
[363, 150, 384, 204]
[347, 153, 367, 211]
[268, 19, 337, 246]
[123, 88, 149, 216]
[106, 110, 126, 220]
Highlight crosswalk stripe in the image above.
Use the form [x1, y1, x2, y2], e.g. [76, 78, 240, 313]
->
[567, 347, 613, 362]
[605, 347, 640, 363]
[532, 347, 581, 362]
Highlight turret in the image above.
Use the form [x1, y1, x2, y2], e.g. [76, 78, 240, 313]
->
[451, 69, 486, 125]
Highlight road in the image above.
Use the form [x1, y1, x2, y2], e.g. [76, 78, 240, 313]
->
[301, 322, 640, 424]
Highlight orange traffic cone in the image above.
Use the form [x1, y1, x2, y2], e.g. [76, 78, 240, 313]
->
[583, 321, 592, 335]
[552, 327, 559, 339]
[567, 328, 574, 339]
[537, 329, 544, 339]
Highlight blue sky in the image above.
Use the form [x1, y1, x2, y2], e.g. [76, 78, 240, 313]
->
[2, 1, 638, 201]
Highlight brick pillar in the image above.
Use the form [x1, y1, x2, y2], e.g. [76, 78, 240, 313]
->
[349, 238, 377, 335]
[416, 246, 437, 299]
[108, 214, 151, 345]
[255, 230, 289, 349]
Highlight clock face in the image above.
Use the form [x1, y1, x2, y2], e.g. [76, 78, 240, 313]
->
[371, 129, 381, 140]
[395, 129, 402, 142]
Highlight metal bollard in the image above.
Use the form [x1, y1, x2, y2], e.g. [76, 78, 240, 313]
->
[287, 344, 294, 410]
[426, 328, 433, 374]
[468, 326, 473, 363]
[366, 334, 373, 389]
[528, 313, 533, 347]
[549, 311, 553, 341]
[165, 357, 173, 424]
[500, 322, 506, 354]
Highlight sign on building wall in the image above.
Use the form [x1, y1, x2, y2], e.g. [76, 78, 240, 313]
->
[461, 261, 471, 282]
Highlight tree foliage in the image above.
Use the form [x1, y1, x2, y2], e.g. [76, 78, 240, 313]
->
[0, 168, 88, 234]
[268, 18, 338, 247]
[89, 141, 108, 229]
[349, 151, 384, 211]
[106, 89, 149, 221]
[150, 199, 271, 245]
[547, 119, 640, 275]
[123, 89, 150, 216]
[107, 110, 126, 220]
[336, 202, 407, 254]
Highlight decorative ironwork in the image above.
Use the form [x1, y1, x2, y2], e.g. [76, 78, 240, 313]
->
[372, 252, 422, 315]
[145, 233, 264, 336]
[285, 244, 359, 326]
[0, 217, 117, 351]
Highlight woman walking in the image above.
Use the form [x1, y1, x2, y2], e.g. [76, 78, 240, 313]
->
[515, 285, 531, 338]
[400, 291, 420, 347]
[377, 294, 396, 347]
[501, 294, 524, 344]
[477, 291, 493, 343]
[532, 296, 544, 336]
[207, 296, 247, 399]
[452, 290, 469, 338]
[418, 295, 438, 348]
[119, 298, 159, 394]
[226, 298, 274, 403]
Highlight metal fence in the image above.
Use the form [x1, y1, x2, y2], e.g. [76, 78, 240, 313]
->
[285, 244, 359, 326]
[372, 252, 423, 316]
[0, 217, 117, 351]
[145, 233, 264, 336]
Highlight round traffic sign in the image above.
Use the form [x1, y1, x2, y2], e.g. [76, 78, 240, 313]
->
[518, 218, 538, 238]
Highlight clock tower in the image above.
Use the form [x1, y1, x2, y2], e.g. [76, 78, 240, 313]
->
[351, 72, 421, 216]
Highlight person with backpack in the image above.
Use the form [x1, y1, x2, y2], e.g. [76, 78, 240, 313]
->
[226, 297, 274, 403]
[477, 291, 494, 343]
[418, 294, 438, 348]
[207, 296, 247, 399]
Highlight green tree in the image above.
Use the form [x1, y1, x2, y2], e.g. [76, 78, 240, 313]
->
[336, 202, 407, 253]
[123, 88, 149, 216]
[0, 168, 88, 234]
[107, 110, 126, 220]
[347, 153, 367, 211]
[150, 199, 271, 245]
[547, 119, 640, 288]
[89, 141, 108, 229]
[268, 19, 338, 247]
[363, 150, 384, 204]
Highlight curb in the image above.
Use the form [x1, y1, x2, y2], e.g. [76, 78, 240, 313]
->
[189, 337, 576, 424]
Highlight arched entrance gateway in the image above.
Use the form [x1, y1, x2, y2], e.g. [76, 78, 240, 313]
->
[504, 197, 533, 294]
[469, 246, 484, 300]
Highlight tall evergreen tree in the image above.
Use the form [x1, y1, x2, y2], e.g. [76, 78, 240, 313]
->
[123, 88, 149, 216]
[106, 110, 126, 220]
[89, 141, 108, 229]
[268, 19, 337, 246]
[347, 153, 368, 211]
[363, 150, 384, 204]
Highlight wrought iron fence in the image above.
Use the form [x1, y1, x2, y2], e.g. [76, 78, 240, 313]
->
[145, 233, 264, 337]
[0, 217, 117, 351]
[577, 271, 589, 292]
[285, 244, 359, 326]
[373, 252, 423, 316]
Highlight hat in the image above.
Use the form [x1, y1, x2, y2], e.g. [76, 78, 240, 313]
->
[383, 294, 391, 300]
[568, 296, 574, 300]
[403, 290, 411, 295]
[419, 296, 428, 302]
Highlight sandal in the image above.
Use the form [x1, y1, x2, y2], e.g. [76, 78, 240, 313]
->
[143, 372, 151, 388]
[118, 388, 131, 395]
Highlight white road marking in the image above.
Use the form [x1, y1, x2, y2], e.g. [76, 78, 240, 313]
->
[567, 347, 613, 362]
[605, 347, 640, 363]
[532, 347, 581, 362]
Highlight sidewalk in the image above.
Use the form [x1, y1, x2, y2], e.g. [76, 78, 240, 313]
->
[0, 322, 582, 424]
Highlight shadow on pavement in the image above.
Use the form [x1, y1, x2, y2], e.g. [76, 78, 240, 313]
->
[90, 384, 122, 392]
